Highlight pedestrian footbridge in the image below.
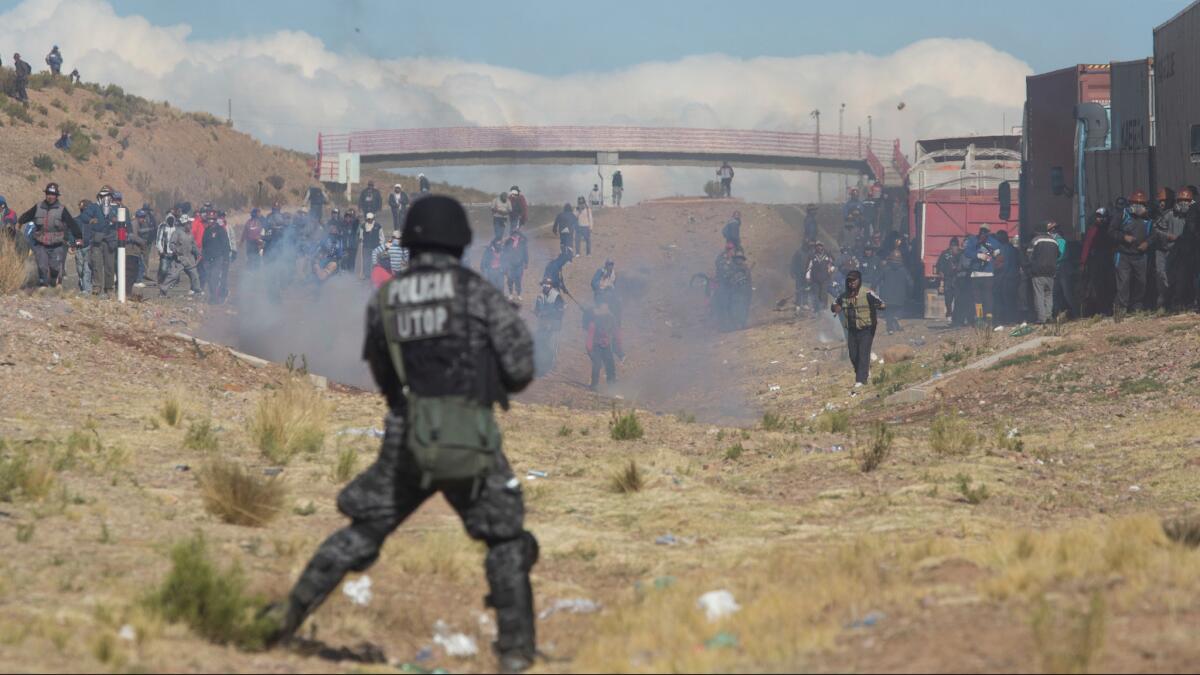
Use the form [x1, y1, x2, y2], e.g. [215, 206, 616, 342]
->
[316, 126, 906, 183]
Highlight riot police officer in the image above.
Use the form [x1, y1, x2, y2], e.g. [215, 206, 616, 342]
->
[264, 196, 539, 673]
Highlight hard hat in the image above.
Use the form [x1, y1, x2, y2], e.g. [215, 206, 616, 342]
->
[135, 209, 147, 218]
[401, 195, 471, 252]
[1177, 187, 1194, 201]
[45, 182, 61, 196]
[112, 191, 123, 201]
[1129, 190, 1148, 205]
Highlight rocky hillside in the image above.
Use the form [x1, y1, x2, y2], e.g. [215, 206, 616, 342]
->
[0, 72, 489, 214]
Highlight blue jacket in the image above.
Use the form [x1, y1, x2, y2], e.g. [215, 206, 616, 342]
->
[962, 234, 1001, 276]
[78, 202, 111, 245]
[722, 218, 742, 244]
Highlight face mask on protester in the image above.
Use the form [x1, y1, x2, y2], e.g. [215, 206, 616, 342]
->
[1130, 204, 1148, 217]
[1176, 201, 1193, 214]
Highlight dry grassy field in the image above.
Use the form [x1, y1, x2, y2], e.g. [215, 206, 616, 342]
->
[2, 201, 1200, 673]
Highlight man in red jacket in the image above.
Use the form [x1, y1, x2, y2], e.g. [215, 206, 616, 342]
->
[585, 304, 624, 391]
[192, 205, 208, 287]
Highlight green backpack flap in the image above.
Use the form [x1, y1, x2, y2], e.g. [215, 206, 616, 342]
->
[378, 284, 500, 491]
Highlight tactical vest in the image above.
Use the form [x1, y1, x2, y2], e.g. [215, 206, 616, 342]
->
[377, 275, 500, 490]
[33, 201, 66, 246]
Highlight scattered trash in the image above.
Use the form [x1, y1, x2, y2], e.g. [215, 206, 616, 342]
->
[656, 533, 678, 546]
[870, 352, 880, 362]
[697, 590, 741, 622]
[994, 325, 1006, 332]
[263, 467, 283, 477]
[1006, 428, 1020, 439]
[526, 470, 548, 479]
[477, 612, 497, 638]
[1009, 324, 1035, 338]
[432, 620, 478, 658]
[414, 646, 434, 662]
[932, 371, 943, 379]
[538, 598, 601, 620]
[847, 610, 886, 629]
[704, 631, 739, 649]
[829, 445, 845, 453]
[17, 310, 33, 320]
[174, 464, 190, 472]
[342, 576, 373, 606]
[118, 624, 136, 642]
[768, 384, 781, 392]
[1129, 485, 1141, 493]
[769, 360, 780, 365]
[338, 427, 385, 439]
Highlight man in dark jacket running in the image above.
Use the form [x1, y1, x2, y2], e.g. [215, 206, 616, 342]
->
[832, 269, 885, 392]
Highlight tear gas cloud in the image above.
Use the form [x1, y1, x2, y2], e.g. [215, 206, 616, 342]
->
[1, 0, 1030, 202]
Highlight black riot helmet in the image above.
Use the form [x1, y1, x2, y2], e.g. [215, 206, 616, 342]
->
[401, 195, 472, 255]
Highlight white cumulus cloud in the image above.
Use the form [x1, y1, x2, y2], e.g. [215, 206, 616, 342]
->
[0, 0, 1032, 202]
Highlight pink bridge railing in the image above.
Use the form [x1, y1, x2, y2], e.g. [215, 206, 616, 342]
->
[317, 126, 897, 176]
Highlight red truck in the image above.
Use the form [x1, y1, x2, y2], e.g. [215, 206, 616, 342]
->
[908, 136, 1021, 280]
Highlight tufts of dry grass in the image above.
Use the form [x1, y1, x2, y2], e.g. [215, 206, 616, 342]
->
[197, 459, 285, 527]
[609, 460, 645, 493]
[248, 379, 328, 464]
[930, 414, 978, 455]
[1031, 592, 1107, 674]
[183, 419, 219, 453]
[814, 409, 849, 433]
[1163, 515, 1200, 548]
[331, 444, 358, 483]
[0, 442, 57, 502]
[0, 235, 30, 294]
[160, 393, 183, 427]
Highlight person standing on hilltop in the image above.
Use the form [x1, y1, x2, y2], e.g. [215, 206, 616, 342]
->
[12, 53, 32, 102]
[717, 161, 735, 198]
[831, 269, 885, 393]
[45, 46, 63, 75]
[611, 170, 624, 207]
[358, 180, 382, 220]
[18, 183, 82, 287]
[574, 196, 593, 257]
[418, 173, 431, 194]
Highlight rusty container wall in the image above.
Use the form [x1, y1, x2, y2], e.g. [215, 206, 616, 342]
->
[1110, 59, 1153, 151]
[1154, 1, 1200, 192]
[1025, 67, 1082, 239]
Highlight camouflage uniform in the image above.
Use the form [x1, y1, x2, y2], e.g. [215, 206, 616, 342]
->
[278, 250, 538, 665]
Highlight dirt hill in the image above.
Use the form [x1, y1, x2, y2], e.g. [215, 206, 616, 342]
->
[0, 73, 489, 214]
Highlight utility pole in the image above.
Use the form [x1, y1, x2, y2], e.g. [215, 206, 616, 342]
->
[812, 109, 822, 203]
[227, 98, 232, 125]
[839, 103, 846, 195]
[868, 115, 873, 145]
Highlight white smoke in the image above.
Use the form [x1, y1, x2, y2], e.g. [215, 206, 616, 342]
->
[1, 0, 1032, 202]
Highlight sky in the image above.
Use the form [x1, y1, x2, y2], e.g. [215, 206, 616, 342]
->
[0, 0, 1185, 201]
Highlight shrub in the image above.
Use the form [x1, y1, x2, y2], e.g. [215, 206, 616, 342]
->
[954, 473, 989, 504]
[1118, 377, 1163, 396]
[609, 460, 644, 493]
[858, 422, 893, 473]
[145, 533, 277, 649]
[609, 408, 644, 441]
[814, 409, 850, 433]
[197, 459, 285, 527]
[988, 353, 1038, 371]
[703, 180, 723, 198]
[183, 419, 220, 453]
[0, 235, 31, 294]
[67, 132, 94, 163]
[1107, 334, 1150, 347]
[725, 443, 744, 461]
[160, 394, 183, 427]
[1031, 592, 1106, 674]
[557, 425, 573, 437]
[1163, 515, 1200, 548]
[331, 445, 357, 483]
[0, 443, 57, 502]
[265, 174, 285, 191]
[32, 153, 55, 173]
[249, 379, 327, 464]
[107, 126, 119, 138]
[761, 411, 789, 431]
[930, 414, 977, 455]
[50, 98, 66, 111]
